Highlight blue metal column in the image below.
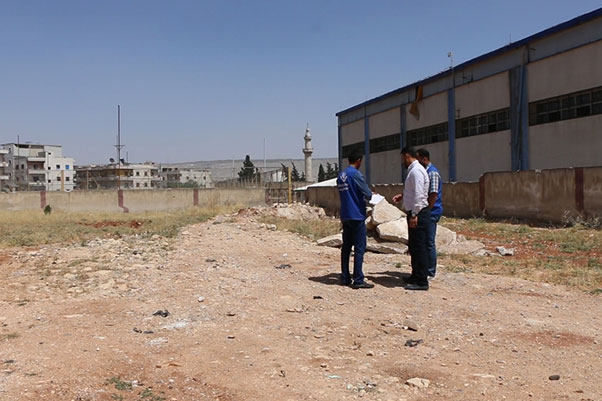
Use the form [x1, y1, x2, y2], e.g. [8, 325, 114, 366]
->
[400, 104, 407, 183]
[337, 123, 342, 172]
[363, 111, 371, 186]
[448, 88, 457, 182]
[520, 66, 530, 170]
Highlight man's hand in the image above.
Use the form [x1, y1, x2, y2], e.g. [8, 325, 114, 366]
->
[409, 215, 418, 228]
[392, 193, 403, 203]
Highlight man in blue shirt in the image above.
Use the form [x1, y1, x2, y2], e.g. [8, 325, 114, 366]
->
[417, 148, 443, 279]
[337, 151, 374, 289]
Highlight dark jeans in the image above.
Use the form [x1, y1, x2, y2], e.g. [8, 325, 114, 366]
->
[426, 214, 441, 277]
[407, 207, 431, 286]
[341, 219, 367, 284]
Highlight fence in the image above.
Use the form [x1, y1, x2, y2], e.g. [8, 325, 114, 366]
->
[305, 166, 602, 224]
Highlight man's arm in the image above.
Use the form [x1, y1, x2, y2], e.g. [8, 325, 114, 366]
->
[354, 171, 373, 199]
[427, 170, 440, 209]
[427, 193, 437, 209]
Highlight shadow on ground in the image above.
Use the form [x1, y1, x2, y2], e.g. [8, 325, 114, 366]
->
[308, 271, 411, 288]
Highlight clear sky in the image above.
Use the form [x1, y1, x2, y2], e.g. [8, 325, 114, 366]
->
[1, 1, 600, 164]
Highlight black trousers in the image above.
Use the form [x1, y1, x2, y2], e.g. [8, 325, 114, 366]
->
[407, 207, 431, 286]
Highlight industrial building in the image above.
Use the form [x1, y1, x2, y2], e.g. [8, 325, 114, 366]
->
[336, 7, 602, 184]
[75, 163, 160, 190]
[0, 143, 75, 191]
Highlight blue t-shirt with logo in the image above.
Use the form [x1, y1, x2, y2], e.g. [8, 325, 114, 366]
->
[337, 166, 372, 221]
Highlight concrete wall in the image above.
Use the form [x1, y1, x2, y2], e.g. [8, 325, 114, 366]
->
[456, 130, 512, 182]
[455, 71, 510, 118]
[0, 188, 265, 213]
[584, 167, 602, 216]
[405, 91, 448, 130]
[528, 39, 602, 102]
[307, 167, 602, 223]
[442, 182, 481, 217]
[369, 108, 400, 139]
[529, 114, 602, 170]
[370, 150, 402, 184]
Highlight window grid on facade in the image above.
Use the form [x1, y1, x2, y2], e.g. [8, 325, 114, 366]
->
[456, 108, 510, 139]
[529, 86, 602, 126]
[407, 122, 449, 147]
[369, 133, 401, 154]
[341, 142, 365, 159]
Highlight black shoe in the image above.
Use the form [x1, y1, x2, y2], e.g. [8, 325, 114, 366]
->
[403, 276, 418, 285]
[340, 280, 352, 287]
[351, 281, 374, 289]
[404, 283, 429, 291]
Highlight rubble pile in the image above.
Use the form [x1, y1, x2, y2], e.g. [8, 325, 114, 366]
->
[317, 199, 485, 255]
[238, 203, 327, 221]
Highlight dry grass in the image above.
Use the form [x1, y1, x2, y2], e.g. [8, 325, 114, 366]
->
[0, 204, 241, 248]
[259, 216, 341, 240]
[440, 217, 602, 293]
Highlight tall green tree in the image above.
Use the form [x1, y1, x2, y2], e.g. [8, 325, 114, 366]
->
[317, 163, 326, 182]
[238, 155, 256, 181]
[291, 162, 301, 182]
[325, 162, 334, 179]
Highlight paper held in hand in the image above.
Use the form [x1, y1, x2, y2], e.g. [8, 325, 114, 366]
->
[369, 194, 385, 206]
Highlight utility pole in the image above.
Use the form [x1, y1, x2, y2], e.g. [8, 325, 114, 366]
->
[114, 105, 125, 190]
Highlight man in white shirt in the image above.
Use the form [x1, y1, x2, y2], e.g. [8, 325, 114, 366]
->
[392, 147, 431, 291]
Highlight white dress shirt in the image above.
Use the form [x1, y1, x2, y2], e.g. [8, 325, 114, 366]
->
[403, 160, 430, 216]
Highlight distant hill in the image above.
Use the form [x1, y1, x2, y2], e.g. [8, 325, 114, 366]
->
[162, 158, 339, 182]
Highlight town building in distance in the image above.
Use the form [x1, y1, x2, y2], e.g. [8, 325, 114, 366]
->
[75, 163, 160, 190]
[159, 167, 213, 188]
[0, 143, 75, 192]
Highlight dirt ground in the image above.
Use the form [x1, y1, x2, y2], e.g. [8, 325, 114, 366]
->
[0, 212, 601, 401]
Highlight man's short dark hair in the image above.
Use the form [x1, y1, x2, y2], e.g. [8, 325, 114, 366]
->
[348, 151, 363, 164]
[401, 146, 417, 158]
[416, 148, 430, 159]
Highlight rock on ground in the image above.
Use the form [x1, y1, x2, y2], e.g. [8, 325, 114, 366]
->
[436, 225, 457, 247]
[366, 238, 408, 254]
[376, 218, 409, 244]
[316, 234, 342, 248]
[372, 200, 404, 225]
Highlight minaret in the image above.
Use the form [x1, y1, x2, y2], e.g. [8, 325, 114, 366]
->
[303, 124, 314, 182]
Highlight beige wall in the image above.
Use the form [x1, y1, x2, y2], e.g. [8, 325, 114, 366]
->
[584, 167, 602, 216]
[369, 108, 400, 139]
[529, 114, 602, 170]
[370, 150, 402, 185]
[0, 189, 265, 213]
[442, 182, 481, 217]
[341, 119, 365, 146]
[456, 130, 511, 182]
[528, 40, 602, 102]
[418, 141, 449, 182]
[405, 91, 448, 130]
[455, 71, 510, 118]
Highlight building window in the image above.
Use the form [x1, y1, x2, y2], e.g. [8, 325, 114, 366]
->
[407, 122, 449, 146]
[341, 142, 365, 159]
[66, 177, 70, 182]
[144, 171, 148, 176]
[144, 182, 148, 187]
[136, 171, 140, 176]
[56, 164, 60, 169]
[456, 108, 510, 139]
[56, 177, 61, 181]
[529, 86, 602, 126]
[369, 133, 401, 154]
[136, 183, 140, 187]
[65, 165, 70, 170]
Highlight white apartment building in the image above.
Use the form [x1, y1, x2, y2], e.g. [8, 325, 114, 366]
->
[159, 167, 213, 188]
[1, 143, 75, 192]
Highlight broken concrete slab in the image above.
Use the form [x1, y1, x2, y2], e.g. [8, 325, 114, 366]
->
[372, 200, 404, 225]
[316, 234, 342, 248]
[376, 218, 409, 244]
[436, 225, 457, 247]
[439, 240, 485, 255]
[366, 238, 408, 254]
